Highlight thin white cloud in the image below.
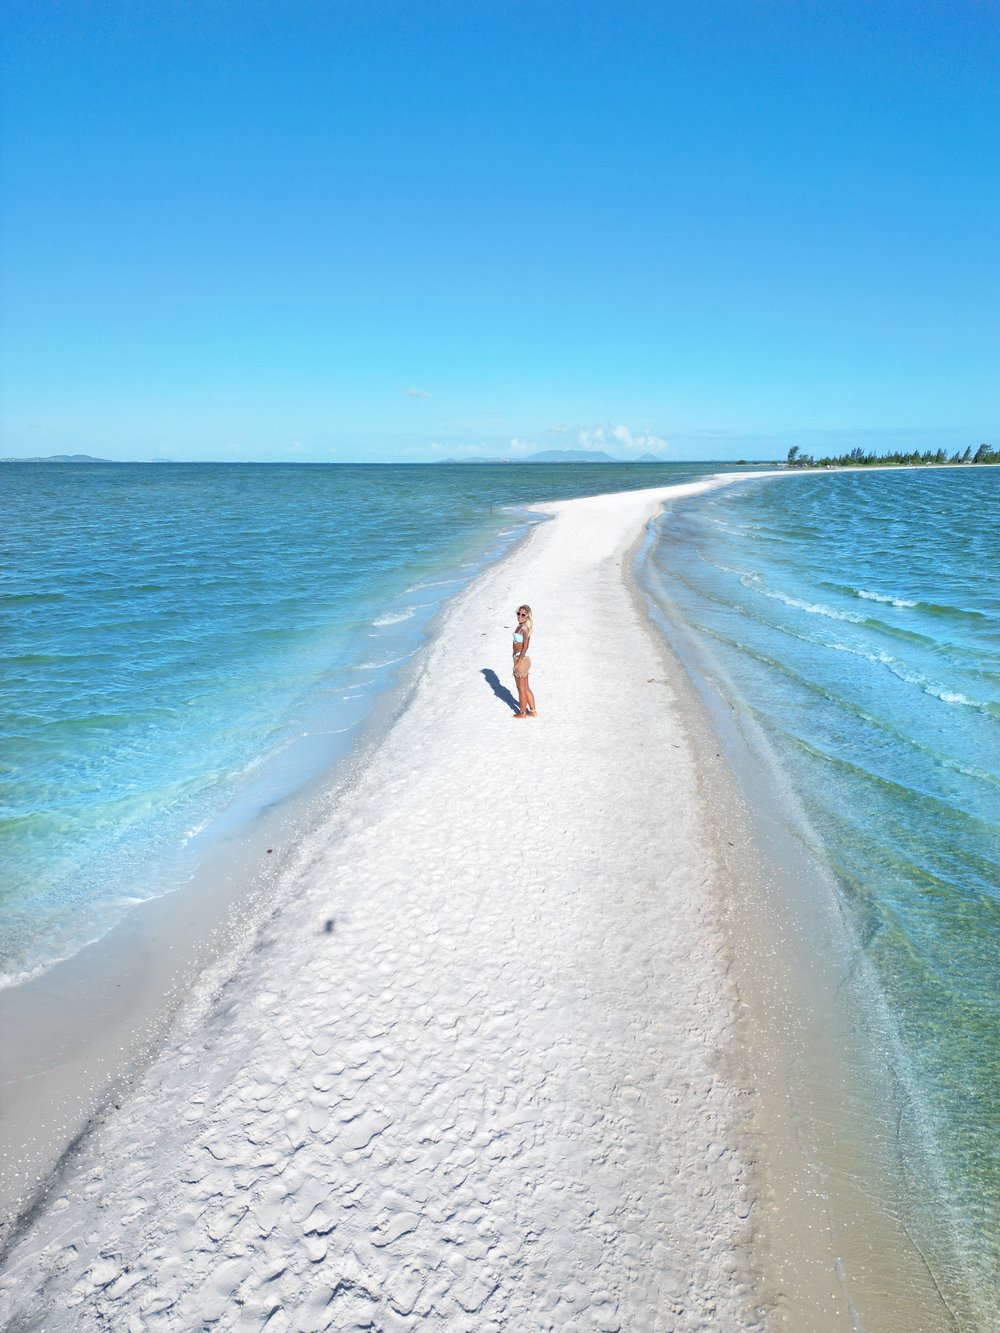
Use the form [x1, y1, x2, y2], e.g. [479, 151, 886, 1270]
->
[548, 424, 569, 434]
[510, 437, 536, 456]
[406, 388, 431, 398]
[578, 427, 606, 449]
[576, 423, 669, 454]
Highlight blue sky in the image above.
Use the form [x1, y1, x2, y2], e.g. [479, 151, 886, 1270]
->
[3, 1, 998, 462]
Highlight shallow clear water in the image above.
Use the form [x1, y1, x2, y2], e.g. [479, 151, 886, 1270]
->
[641, 467, 999, 1314]
[1, 460, 719, 986]
[5, 459, 996, 1315]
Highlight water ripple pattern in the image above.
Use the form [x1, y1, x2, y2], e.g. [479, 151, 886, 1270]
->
[1, 460, 717, 987]
[641, 466, 1000, 1314]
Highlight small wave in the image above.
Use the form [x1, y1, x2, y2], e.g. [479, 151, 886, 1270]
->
[406, 577, 463, 592]
[822, 580, 986, 623]
[829, 642, 896, 667]
[930, 688, 990, 711]
[355, 651, 417, 670]
[0, 934, 103, 991]
[0, 961, 52, 991]
[707, 559, 756, 579]
[708, 521, 750, 537]
[856, 589, 918, 608]
[744, 577, 865, 623]
[372, 607, 416, 627]
[920, 600, 988, 623]
[886, 664, 994, 713]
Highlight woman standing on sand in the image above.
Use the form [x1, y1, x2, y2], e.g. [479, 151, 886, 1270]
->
[512, 604, 536, 718]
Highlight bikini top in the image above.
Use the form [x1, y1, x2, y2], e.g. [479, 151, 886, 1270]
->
[513, 632, 525, 644]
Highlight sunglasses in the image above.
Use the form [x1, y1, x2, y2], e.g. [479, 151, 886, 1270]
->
[516, 612, 527, 618]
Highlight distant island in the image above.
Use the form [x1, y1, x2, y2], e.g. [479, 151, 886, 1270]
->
[0, 453, 116, 463]
[786, 443, 998, 468]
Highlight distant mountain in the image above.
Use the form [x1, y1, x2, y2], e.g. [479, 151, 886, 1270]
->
[521, 448, 617, 463]
[635, 452, 665, 462]
[0, 453, 114, 463]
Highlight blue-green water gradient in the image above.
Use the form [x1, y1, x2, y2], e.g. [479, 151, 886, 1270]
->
[1, 460, 720, 986]
[641, 466, 999, 1313]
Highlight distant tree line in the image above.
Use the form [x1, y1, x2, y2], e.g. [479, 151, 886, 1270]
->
[785, 443, 999, 468]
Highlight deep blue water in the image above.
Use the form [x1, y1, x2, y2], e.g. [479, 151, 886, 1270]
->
[640, 466, 999, 1314]
[1, 460, 718, 986]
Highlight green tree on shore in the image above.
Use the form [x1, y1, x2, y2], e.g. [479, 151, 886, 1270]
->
[786, 443, 997, 469]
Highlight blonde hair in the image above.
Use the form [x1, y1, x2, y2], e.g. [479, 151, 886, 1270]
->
[517, 604, 533, 637]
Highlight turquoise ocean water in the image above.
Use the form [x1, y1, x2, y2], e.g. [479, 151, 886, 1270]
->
[1, 461, 717, 988]
[640, 466, 999, 1316]
[3, 461, 996, 1313]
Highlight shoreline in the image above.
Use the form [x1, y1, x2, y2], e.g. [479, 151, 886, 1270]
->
[0, 471, 965, 1327]
[634, 469, 994, 1330]
[1, 479, 762, 1328]
[631, 526, 961, 1329]
[0, 502, 548, 1236]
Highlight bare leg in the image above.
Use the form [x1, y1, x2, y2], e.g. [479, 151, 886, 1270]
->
[525, 676, 536, 715]
[514, 670, 528, 717]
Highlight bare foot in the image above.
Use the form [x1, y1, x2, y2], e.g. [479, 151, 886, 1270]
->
[513, 712, 528, 719]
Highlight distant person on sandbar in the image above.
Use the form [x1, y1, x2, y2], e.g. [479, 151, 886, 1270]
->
[512, 604, 536, 718]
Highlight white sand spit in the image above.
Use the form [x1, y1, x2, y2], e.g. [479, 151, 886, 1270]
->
[0, 483, 763, 1331]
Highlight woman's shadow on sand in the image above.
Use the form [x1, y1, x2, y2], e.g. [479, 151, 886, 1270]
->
[481, 668, 519, 714]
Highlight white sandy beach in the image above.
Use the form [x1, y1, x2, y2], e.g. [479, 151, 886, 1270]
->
[2, 476, 960, 1332]
[0, 483, 766, 1329]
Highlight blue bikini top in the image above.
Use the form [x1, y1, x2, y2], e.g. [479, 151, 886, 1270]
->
[513, 631, 525, 644]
